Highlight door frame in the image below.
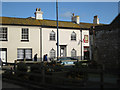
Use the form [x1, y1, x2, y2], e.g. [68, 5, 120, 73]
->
[60, 45, 67, 57]
[0, 48, 7, 63]
[84, 46, 89, 60]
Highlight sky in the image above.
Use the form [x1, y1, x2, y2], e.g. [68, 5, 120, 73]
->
[1, 2, 119, 24]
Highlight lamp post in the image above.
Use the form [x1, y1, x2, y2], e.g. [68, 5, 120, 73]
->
[56, 0, 59, 60]
[80, 29, 82, 60]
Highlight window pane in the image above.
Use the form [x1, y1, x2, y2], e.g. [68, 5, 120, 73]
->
[22, 28, 29, 40]
[50, 49, 56, 58]
[71, 49, 76, 57]
[50, 31, 55, 40]
[0, 27, 7, 41]
[17, 49, 32, 60]
[71, 32, 76, 40]
[17, 49, 24, 59]
[25, 49, 32, 59]
[25, 54, 31, 59]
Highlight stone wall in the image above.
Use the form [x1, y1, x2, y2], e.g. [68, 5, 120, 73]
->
[94, 27, 119, 70]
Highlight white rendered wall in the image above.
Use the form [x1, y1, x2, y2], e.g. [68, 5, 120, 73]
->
[0, 25, 40, 63]
[42, 28, 82, 60]
[82, 30, 89, 47]
[82, 30, 90, 59]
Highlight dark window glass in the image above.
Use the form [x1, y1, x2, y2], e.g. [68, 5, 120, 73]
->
[21, 28, 29, 41]
[71, 32, 76, 41]
[71, 49, 76, 57]
[50, 31, 55, 41]
[50, 48, 56, 58]
[0, 27, 7, 41]
[17, 49, 32, 60]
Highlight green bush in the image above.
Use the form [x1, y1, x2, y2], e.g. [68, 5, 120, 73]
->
[88, 60, 101, 69]
[75, 62, 87, 68]
[17, 62, 27, 72]
[30, 63, 43, 73]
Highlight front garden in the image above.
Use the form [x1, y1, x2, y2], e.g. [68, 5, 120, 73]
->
[3, 60, 118, 89]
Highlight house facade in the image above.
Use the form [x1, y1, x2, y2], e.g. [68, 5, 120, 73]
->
[0, 8, 99, 63]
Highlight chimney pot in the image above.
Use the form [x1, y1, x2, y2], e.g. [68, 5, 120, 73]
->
[71, 13, 80, 24]
[35, 8, 43, 20]
[93, 15, 99, 24]
[72, 13, 75, 16]
[38, 8, 41, 11]
[36, 8, 38, 11]
[94, 15, 98, 18]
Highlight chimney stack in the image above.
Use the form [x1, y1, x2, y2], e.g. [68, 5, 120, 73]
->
[34, 8, 43, 20]
[93, 15, 99, 24]
[71, 13, 80, 24]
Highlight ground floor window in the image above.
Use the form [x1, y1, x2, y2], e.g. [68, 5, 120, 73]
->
[0, 48, 7, 63]
[17, 48, 32, 60]
[71, 48, 76, 57]
[50, 48, 56, 58]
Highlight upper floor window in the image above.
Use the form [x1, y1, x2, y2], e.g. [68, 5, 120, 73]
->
[50, 31, 55, 41]
[0, 27, 7, 41]
[21, 28, 29, 41]
[71, 48, 76, 57]
[71, 31, 76, 41]
[50, 48, 56, 58]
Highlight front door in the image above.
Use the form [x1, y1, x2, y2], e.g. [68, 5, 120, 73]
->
[0, 48, 7, 63]
[60, 46, 66, 57]
[84, 47, 89, 60]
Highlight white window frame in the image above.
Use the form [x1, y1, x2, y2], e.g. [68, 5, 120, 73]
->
[0, 27, 7, 41]
[71, 48, 77, 57]
[17, 48, 32, 60]
[50, 31, 55, 41]
[21, 28, 29, 41]
[71, 31, 76, 41]
[50, 48, 56, 58]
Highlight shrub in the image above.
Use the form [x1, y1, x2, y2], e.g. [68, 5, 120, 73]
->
[75, 62, 87, 69]
[17, 62, 27, 72]
[88, 60, 100, 69]
[30, 63, 42, 73]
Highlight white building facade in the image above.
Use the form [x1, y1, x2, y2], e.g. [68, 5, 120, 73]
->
[0, 8, 99, 63]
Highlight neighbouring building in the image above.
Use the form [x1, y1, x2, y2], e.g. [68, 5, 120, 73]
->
[0, 8, 101, 63]
[94, 14, 120, 70]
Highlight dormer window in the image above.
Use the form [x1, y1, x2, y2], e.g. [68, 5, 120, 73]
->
[50, 31, 55, 41]
[71, 31, 76, 41]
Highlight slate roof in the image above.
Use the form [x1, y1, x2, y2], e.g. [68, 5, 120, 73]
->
[0, 16, 103, 29]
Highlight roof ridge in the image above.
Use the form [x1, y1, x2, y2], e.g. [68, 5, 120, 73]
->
[1, 16, 75, 23]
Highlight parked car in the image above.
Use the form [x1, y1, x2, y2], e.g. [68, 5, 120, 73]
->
[54, 57, 78, 66]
